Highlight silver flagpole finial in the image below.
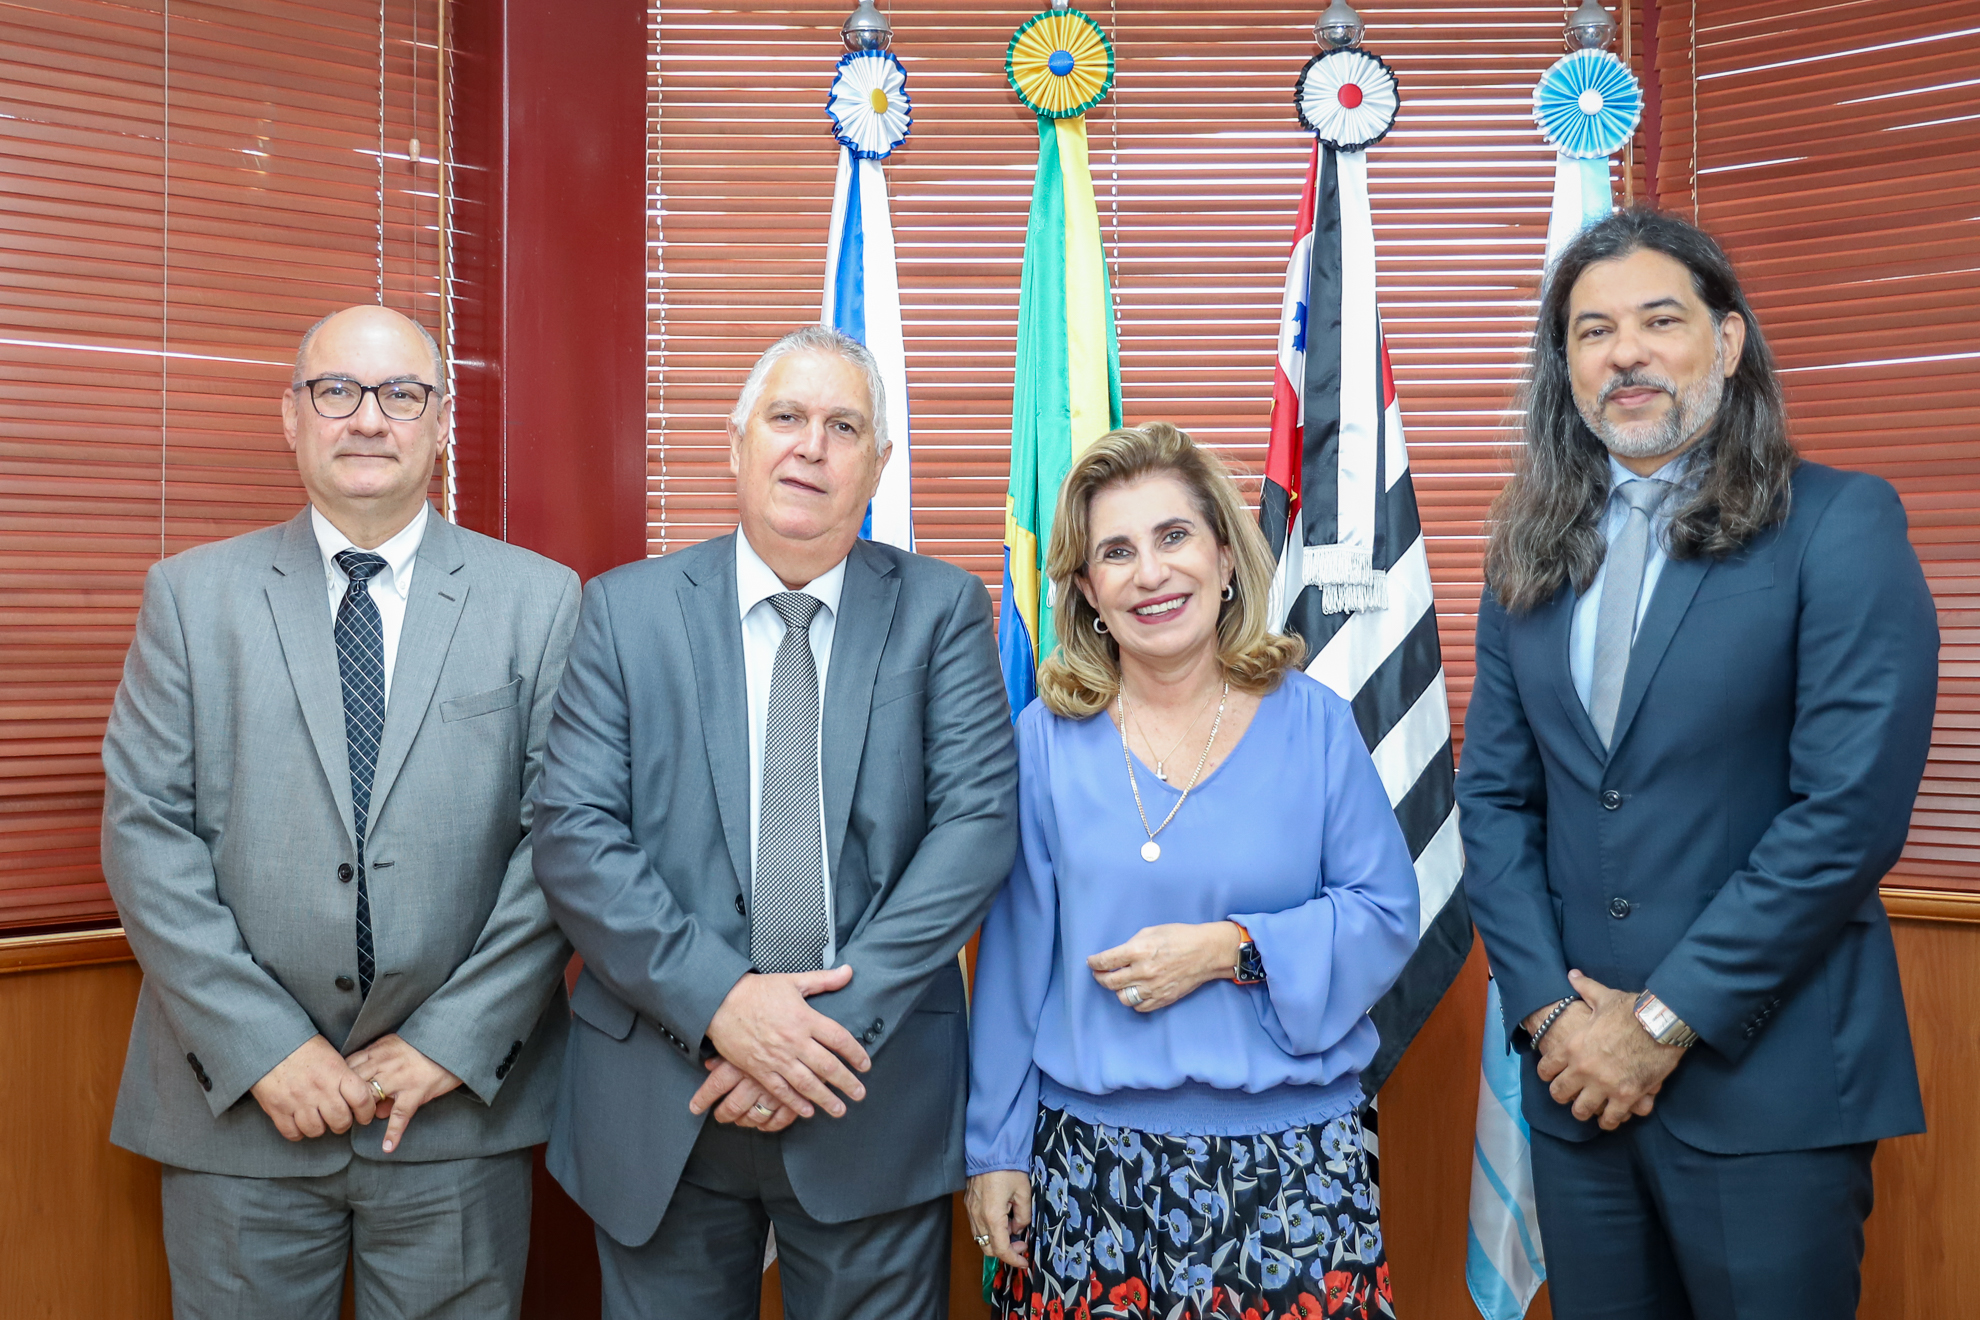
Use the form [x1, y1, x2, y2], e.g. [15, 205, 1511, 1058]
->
[1315, 0, 1365, 49]
[1565, 0, 1619, 51]
[842, 0, 891, 51]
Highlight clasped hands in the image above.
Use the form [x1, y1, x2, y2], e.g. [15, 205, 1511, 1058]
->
[250, 1033, 461, 1154]
[687, 965, 873, 1133]
[964, 921, 1244, 1272]
[1527, 969, 1685, 1131]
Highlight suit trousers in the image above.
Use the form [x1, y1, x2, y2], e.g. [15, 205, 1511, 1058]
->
[159, 1149, 532, 1320]
[1530, 1111, 1875, 1320]
[597, 1116, 951, 1320]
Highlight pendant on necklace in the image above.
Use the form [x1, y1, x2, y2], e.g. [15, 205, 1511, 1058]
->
[1141, 840, 1161, 863]
[1153, 764, 1168, 783]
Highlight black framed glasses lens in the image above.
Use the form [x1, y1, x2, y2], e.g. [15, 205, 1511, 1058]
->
[305, 379, 435, 421]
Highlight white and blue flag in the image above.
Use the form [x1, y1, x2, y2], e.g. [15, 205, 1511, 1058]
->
[822, 146, 913, 550]
[1466, 978, 1550, 1319]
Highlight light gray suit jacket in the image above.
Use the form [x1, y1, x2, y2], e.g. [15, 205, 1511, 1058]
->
[102, 507, 580, 1176]
[534, 535, 1018, 1246]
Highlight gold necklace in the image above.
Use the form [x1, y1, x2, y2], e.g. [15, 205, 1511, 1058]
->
[1124, 682, 1220, 782]
[1118, 681, 1228, 863]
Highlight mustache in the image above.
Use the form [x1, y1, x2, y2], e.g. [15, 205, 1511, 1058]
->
[1598, 370, 1677, 406]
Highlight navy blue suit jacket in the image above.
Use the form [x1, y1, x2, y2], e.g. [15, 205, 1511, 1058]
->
[1458, 462, 1936, 1152]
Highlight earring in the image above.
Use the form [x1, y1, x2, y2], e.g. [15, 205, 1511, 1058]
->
[1092, 616, 1110, 635]
[1221, 582, 1236, 602]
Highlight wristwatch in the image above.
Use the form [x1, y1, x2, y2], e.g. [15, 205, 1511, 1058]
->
[1231, 923, 1267, 986]
[1632, 991, 1699, 1048]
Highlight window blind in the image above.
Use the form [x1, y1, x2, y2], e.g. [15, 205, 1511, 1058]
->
[0, 0, 445, 930]
[1655, 0, 1980, 888]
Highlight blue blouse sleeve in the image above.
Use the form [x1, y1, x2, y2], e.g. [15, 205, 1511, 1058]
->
[965, 705, 1058, 1175]
[1230, 688, 1420, 1057]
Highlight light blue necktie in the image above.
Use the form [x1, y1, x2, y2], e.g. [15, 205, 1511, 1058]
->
[1589, 479, 1672, 749]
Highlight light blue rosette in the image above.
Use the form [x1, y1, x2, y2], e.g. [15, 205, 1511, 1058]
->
[1533, 48, 1643, 160]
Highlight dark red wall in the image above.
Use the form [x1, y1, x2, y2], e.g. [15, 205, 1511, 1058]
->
[450, 2, 648, 1313]
[452, 0, 649, 582]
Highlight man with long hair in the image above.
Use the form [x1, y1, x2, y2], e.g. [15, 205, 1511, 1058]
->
[1458, 210, 1938, 1319]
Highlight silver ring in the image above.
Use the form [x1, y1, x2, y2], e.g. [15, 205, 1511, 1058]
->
[1123, 985, 1144, 1006]
[751, 1101, 775, 1118]
[973, 1233, 992, 1248]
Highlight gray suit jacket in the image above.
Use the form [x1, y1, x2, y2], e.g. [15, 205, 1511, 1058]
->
[534, 534, 1018, 1245]
[102, 507, 581, 1175]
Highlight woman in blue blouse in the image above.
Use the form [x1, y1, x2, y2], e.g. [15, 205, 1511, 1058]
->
[965, 423, 1420, 1320]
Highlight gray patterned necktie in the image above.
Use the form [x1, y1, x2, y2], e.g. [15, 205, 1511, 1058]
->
[1589, 479, 1673, 749]
[334, 550, 388, 997]
[752, 591, 830, 974]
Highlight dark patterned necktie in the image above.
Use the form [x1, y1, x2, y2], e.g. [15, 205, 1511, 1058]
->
[752, 591, 830, 973]
[334, 550, 388, 997]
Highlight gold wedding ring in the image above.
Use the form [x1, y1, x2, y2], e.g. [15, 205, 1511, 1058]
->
[974, 1234, 992, 1248]
[370, 1078, 388, 1103]
[751, 1101, 776, 1118]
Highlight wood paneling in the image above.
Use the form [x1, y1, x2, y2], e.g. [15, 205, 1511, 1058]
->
[0, 948, 169, 1316]
[4, 912, 1976, 1317]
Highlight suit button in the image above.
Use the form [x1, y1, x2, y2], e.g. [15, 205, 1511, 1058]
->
[1600, 789, 1622, 810]
[338, 863, 354, 882]
[735, 895, 747, 916]
[495, 1062, 510, 1081]
[335, 975, 356, 991]
[1609, 897, 1631, 919]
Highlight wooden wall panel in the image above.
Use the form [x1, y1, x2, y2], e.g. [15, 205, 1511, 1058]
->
[0, 946, 169, 1316]
[3, 916, 1976, 1317]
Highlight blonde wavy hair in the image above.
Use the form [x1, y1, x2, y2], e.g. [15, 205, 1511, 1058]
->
[1037, 422, 1305, 719]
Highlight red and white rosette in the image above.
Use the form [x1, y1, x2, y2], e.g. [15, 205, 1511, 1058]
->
[1295, 47, 1400, 152]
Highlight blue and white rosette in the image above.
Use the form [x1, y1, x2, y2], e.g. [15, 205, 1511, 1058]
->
[1534, 49, 1641, 261]
[826, 49, 911, 160]
[1533, 48, 1642, 159]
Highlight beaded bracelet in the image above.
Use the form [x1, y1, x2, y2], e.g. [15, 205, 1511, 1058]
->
[1529, 995, 1581, 1048]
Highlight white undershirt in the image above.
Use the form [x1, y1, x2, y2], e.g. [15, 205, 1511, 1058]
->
[311, 502, 427, 708]
[736, 528, 846, 965]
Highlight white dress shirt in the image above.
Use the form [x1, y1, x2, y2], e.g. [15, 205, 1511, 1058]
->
[1569, 451, 1692, 710]
[311, 501, 428, 708]
[736, 528, 847, 965]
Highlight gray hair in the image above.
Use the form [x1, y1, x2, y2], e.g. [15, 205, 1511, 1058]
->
[730, 325, 889, 453]
[293, 307, 446, 394]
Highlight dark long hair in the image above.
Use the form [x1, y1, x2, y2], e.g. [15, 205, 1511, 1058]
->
[1485, 209, 1797, 613]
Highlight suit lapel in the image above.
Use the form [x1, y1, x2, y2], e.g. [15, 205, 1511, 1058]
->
[265, 510, 356, 845]
[1542, 584, 1608, 763]
[1607, 554, 1709, 758]
[822, 541, 899, 884]
[367, 511, 468, 823]
[679, 536, 753, 892]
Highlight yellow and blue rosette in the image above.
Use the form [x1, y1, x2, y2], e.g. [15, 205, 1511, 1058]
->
[827, 49, 912, 159]
[1534, 48, 1642, 160]
[1006, 7, 1114, 119]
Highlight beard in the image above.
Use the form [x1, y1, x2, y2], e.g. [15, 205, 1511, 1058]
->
[1578, 342, 1728, 459]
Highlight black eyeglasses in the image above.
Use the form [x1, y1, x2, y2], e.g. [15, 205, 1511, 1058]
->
[296, 377, 439, 422]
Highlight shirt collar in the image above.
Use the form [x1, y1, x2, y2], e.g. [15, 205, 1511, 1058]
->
[735, 527, 847, 623]
[1607, 446, 1696, 495]
[311, 501, 428, 602]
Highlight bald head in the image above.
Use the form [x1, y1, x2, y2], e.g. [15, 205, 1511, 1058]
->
[294, 305, 444, 394]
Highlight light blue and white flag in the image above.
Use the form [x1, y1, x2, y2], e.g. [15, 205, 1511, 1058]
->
[1466, 979, 1549, 1319]
[1465, 46, 1638, 1317]
[822, 137, 913, 548]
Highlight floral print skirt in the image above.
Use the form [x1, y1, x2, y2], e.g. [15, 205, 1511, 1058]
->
[988, 1104, 1394, 1320]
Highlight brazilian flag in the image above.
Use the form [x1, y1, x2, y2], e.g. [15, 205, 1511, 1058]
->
[998, 110, 1123, 717]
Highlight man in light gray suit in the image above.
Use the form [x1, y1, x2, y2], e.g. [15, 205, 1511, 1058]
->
[535, 325, 1018, 1317]
[102, 305, 580, 1319]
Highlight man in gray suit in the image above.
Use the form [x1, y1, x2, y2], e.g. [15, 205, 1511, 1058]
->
[534, 325, 1018, 1317]
[102, 305, 580, 1318]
